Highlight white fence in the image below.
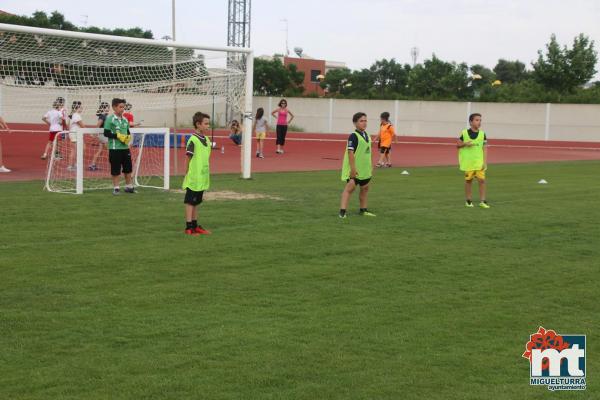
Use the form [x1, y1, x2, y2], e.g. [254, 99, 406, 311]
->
[254, 97, 600, 142]
[2, 87, 599, 142]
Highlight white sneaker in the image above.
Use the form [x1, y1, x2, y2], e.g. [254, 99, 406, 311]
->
[0, 165, 11, 173]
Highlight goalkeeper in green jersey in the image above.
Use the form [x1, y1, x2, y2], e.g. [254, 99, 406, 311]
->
[103, 98, 134, 195]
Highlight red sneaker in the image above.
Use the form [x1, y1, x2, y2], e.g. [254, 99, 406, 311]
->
[194, 226, 211, 235]
[185, 228, 200, 236]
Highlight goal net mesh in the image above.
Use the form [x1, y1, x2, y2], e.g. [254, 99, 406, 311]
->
[0, 26, 248, 122]
[45, 129, 168, 194]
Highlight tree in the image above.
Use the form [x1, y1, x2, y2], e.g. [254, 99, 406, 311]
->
[408, 55, 471, 100]
[0, 11, 153, 38]
[320, 67, 353, 95]
[284, 63, 305, 97]
[532, 34, 597, 94]
[253, 58, 304, 96]
[368, 58, 411, 97]
[493, 59, 528, 84]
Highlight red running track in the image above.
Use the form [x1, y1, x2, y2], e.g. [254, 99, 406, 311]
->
[1, 123, 599, 182]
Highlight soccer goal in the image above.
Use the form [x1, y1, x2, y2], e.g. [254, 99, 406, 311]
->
[0, 22, 254, 193]
[44, 128, 170, 194]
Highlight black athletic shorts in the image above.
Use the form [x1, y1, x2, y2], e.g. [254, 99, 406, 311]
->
[109, 149, 132, 176]
[379, 146, 391, 154]
[346, 177, 371, 186]
[276, 124, 288, 146]
[184, 188, 204, 206]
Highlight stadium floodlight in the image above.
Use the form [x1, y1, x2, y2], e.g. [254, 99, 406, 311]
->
[0, 22, 254, 193]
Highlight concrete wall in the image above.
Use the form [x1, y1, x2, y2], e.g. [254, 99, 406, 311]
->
[1, 85, 598, 142]
[258, 96, 599, 142]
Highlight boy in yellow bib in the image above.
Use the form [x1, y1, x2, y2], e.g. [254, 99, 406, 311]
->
[457, 113, 490, 208]
[183, 112, 212, 235]
[339, 112, 376, 218]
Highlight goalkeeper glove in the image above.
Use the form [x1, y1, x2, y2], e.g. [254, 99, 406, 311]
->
[116, 132, 131, 145]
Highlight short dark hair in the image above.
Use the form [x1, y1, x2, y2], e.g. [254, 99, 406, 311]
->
[193, 112, 210, 128]
[112, 98, 126, 107]
[352, 112, 366, 123]
[380, 111, 390, 121]
[469, 113, 482, 122]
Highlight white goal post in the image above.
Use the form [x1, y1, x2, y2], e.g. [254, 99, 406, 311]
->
[0, 22, 254, 187]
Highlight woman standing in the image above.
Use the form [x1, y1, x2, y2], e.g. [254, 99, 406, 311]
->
[271, 99, 294, 154]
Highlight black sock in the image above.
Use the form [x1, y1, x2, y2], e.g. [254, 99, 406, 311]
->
[466, 199, 472, 204]
[192, 220, 198, 229]
[339, 209, 346, 216]
[360, 208, 367, 213]
[186, 221, 194, 230]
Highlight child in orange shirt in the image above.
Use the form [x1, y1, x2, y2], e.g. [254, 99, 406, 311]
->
[375, 112, 396, 167]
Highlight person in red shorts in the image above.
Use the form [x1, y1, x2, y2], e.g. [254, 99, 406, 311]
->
[41, 97, 66, 160]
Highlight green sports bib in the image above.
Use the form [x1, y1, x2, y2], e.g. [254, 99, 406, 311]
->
[342, 130, 372, 181]
[182, 135, 211, 191]
[458, 129, 485, 171]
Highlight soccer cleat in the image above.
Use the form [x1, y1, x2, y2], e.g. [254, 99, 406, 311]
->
[194, 226, 211, 235]
[0, 166, 11, 173]
[185, 229, 200, 236]
[112, 188, 120, 196]
[124, 187, 136, 194]
[479, 202, 490, 209]
[465, 201, 474, 208]
[256, 152, 260, 158]
[376, 163, 383, 168]
[258, 153, 264, 158]
[360, 210, 377, 217]
[339, 213, 347, 219]
[88, 164, 98, 171]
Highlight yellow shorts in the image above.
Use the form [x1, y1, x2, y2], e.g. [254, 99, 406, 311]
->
[465, 170, 486, 181]
[256, 131, 266, 140]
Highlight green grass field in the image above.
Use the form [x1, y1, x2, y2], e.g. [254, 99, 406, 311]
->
[1, 161, 598, 399]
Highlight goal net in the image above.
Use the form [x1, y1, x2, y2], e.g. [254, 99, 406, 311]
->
[0, 22, 254, 192]
[45, 128, 170, 194]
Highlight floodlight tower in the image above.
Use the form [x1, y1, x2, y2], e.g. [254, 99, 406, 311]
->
[226, 0, 252, 122]
[227, 0, 251, 49]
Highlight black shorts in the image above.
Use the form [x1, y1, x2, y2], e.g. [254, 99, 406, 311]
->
[109, 149, 132, 176]
[379, 146, 391, 154]
[276, 125, 288, 145]
[346, 177, 371, 186]
[184, 188, 204, 206]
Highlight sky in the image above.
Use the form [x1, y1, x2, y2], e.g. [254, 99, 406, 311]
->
[2, 0, 600, 72]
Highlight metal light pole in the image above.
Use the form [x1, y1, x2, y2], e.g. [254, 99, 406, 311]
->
[172, 0, 178, 175]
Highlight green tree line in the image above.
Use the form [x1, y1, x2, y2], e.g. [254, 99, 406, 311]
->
[255, 34, 599, 104]
[2, 11, 598, 103]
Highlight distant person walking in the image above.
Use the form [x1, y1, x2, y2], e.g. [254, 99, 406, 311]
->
[271, 98, 294, 154]
[253, 108, 270, 158]
[0, 115, 11, 172]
